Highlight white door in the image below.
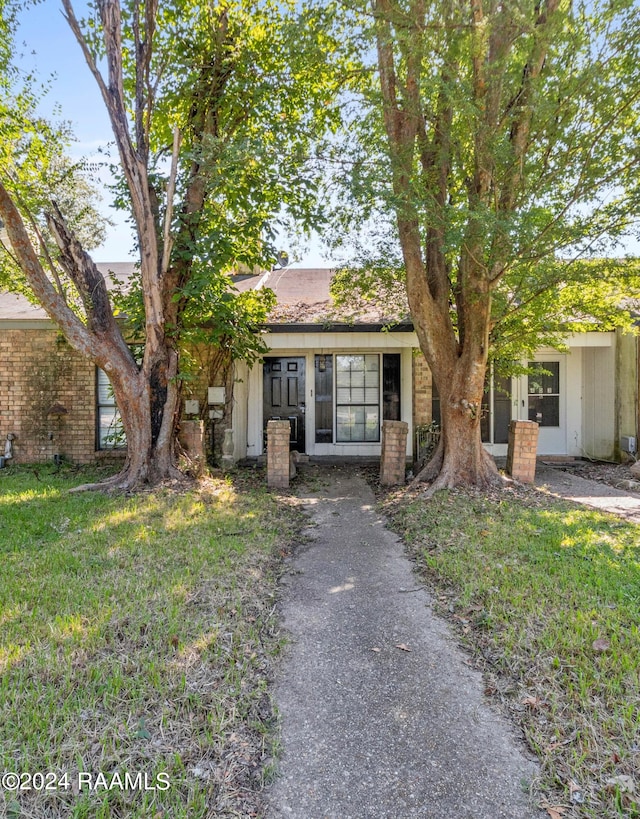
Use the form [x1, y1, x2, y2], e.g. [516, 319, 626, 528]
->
[518, 357, 567, 455]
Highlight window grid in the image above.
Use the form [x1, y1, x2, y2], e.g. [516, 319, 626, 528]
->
[335, 354, 380, 443]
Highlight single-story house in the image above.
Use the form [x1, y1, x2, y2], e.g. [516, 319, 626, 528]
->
[0, 264, 637, 465]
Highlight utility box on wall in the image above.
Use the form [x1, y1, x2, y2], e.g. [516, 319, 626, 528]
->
[621, 435, 637, 455]
[208, 386, 226, 405]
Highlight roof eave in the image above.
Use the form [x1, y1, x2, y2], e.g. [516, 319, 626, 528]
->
[263, 321, 414, 333]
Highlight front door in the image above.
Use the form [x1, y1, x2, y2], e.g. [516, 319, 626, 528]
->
[518, 357, 567, 454]
[263, 356, 306, 451]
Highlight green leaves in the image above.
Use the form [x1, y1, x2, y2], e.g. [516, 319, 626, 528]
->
[327, 0, 640, 362]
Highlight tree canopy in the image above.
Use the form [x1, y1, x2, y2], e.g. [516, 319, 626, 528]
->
[326, 0, 640, 488]
[0, 0, 340, 488]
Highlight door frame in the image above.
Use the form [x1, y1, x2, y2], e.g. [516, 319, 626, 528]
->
[516, 355, 567, 455]
[262, 355, 307, 452]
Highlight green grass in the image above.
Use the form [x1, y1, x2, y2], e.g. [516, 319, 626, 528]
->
[386, 485, 640, 819]
[0, 464, 300, 819]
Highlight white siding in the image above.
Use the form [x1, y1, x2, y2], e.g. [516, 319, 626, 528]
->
[582, 345, 616, 460]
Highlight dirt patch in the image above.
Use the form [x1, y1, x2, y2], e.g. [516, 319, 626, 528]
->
[552, 460, 640, 495]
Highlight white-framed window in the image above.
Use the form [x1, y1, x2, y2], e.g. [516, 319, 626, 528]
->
[96, 369, 126, 449]
[528, 361, 560, 427]
[335, 354, 380, 442]
[96, 346, 142, 450]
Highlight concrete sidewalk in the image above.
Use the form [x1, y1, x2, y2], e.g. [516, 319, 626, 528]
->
[265, 468, 541, 819]
[534, 462, 640, 523]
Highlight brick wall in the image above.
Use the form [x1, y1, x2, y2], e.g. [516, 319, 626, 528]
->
[506, 420, 539, 483]
[180, 344, 234, 462]
[0, 329, 238, 467]
[0, 329, 96, 464]
[412, 351, 433, 427]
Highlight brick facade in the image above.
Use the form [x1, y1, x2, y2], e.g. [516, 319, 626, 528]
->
[0, 329, 96, 464]
[412, 351, 433, 427]
[1, 332, 435, 468]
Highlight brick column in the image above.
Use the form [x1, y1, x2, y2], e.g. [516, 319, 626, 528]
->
[179, 420, 206, 465]
[380, 420, 409, 486]
[267, 420, 291, 489]
[506, 420, 539, 483]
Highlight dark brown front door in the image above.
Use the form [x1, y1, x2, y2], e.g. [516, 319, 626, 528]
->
[263, 357, 306, 451]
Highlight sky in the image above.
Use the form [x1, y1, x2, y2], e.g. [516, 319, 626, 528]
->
[15, 1, 331, 266]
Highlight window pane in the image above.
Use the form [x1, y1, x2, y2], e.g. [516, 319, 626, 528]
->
[365, 409, 379, 441]
[335, 355, 381, 442]
[364, 368, 379, 387]
[336, 406, 354, 441]
[98, 407, 125, 449]
[528, 362, 559, 427]
[494, 376, 512, 444]
[97, 369, 116, 405]
[383, 354, 401, 421]
[315, 355, 333, 444]
[529, 396, 559, 427]
[528, 362, 559, 395]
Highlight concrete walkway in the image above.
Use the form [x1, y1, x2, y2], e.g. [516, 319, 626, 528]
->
[534, 462, 640, 523]
[266, 468, 541, 819]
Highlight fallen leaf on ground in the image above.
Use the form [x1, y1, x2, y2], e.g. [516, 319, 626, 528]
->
[592, 637, 611, 652]
[521, 695, 548, 709]
[395, 643, 411, 652]
[541, 804, 566, 819]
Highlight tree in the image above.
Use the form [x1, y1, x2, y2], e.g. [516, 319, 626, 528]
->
[0, 0, 337, 489]
[330, 0, 640, 490]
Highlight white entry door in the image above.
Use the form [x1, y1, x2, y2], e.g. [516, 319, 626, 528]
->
[518, 357, 567, 455]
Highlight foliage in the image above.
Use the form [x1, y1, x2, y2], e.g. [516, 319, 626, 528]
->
[0, 1, 345, 486]
[0, 97, 108, 300]
[85, 0, 340, 283]
[326, 0, 640, 370]
[1, 0, 338, 332]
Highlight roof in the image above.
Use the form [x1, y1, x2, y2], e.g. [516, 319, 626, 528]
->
[234, 267, 409, 326]
[0, 264, 410, 328]
[0, 263, 137, 322]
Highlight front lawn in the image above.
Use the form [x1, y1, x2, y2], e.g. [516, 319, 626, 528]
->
[0, 465, 299, 819]
[386, 485, 640, 819]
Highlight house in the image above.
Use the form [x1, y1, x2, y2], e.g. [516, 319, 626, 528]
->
[0, 265, 637, 465]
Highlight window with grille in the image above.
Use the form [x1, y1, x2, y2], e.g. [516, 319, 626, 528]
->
[335, 354, 380, 442]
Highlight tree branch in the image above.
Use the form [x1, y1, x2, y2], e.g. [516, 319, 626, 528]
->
[0, 180, 98, 358]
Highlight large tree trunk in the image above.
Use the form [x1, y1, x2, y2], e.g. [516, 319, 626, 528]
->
[372, 0, 562, 493]
[413, 351, 500, 491]
[420, 394, 499, 491]
[101, 348, 181, 491]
